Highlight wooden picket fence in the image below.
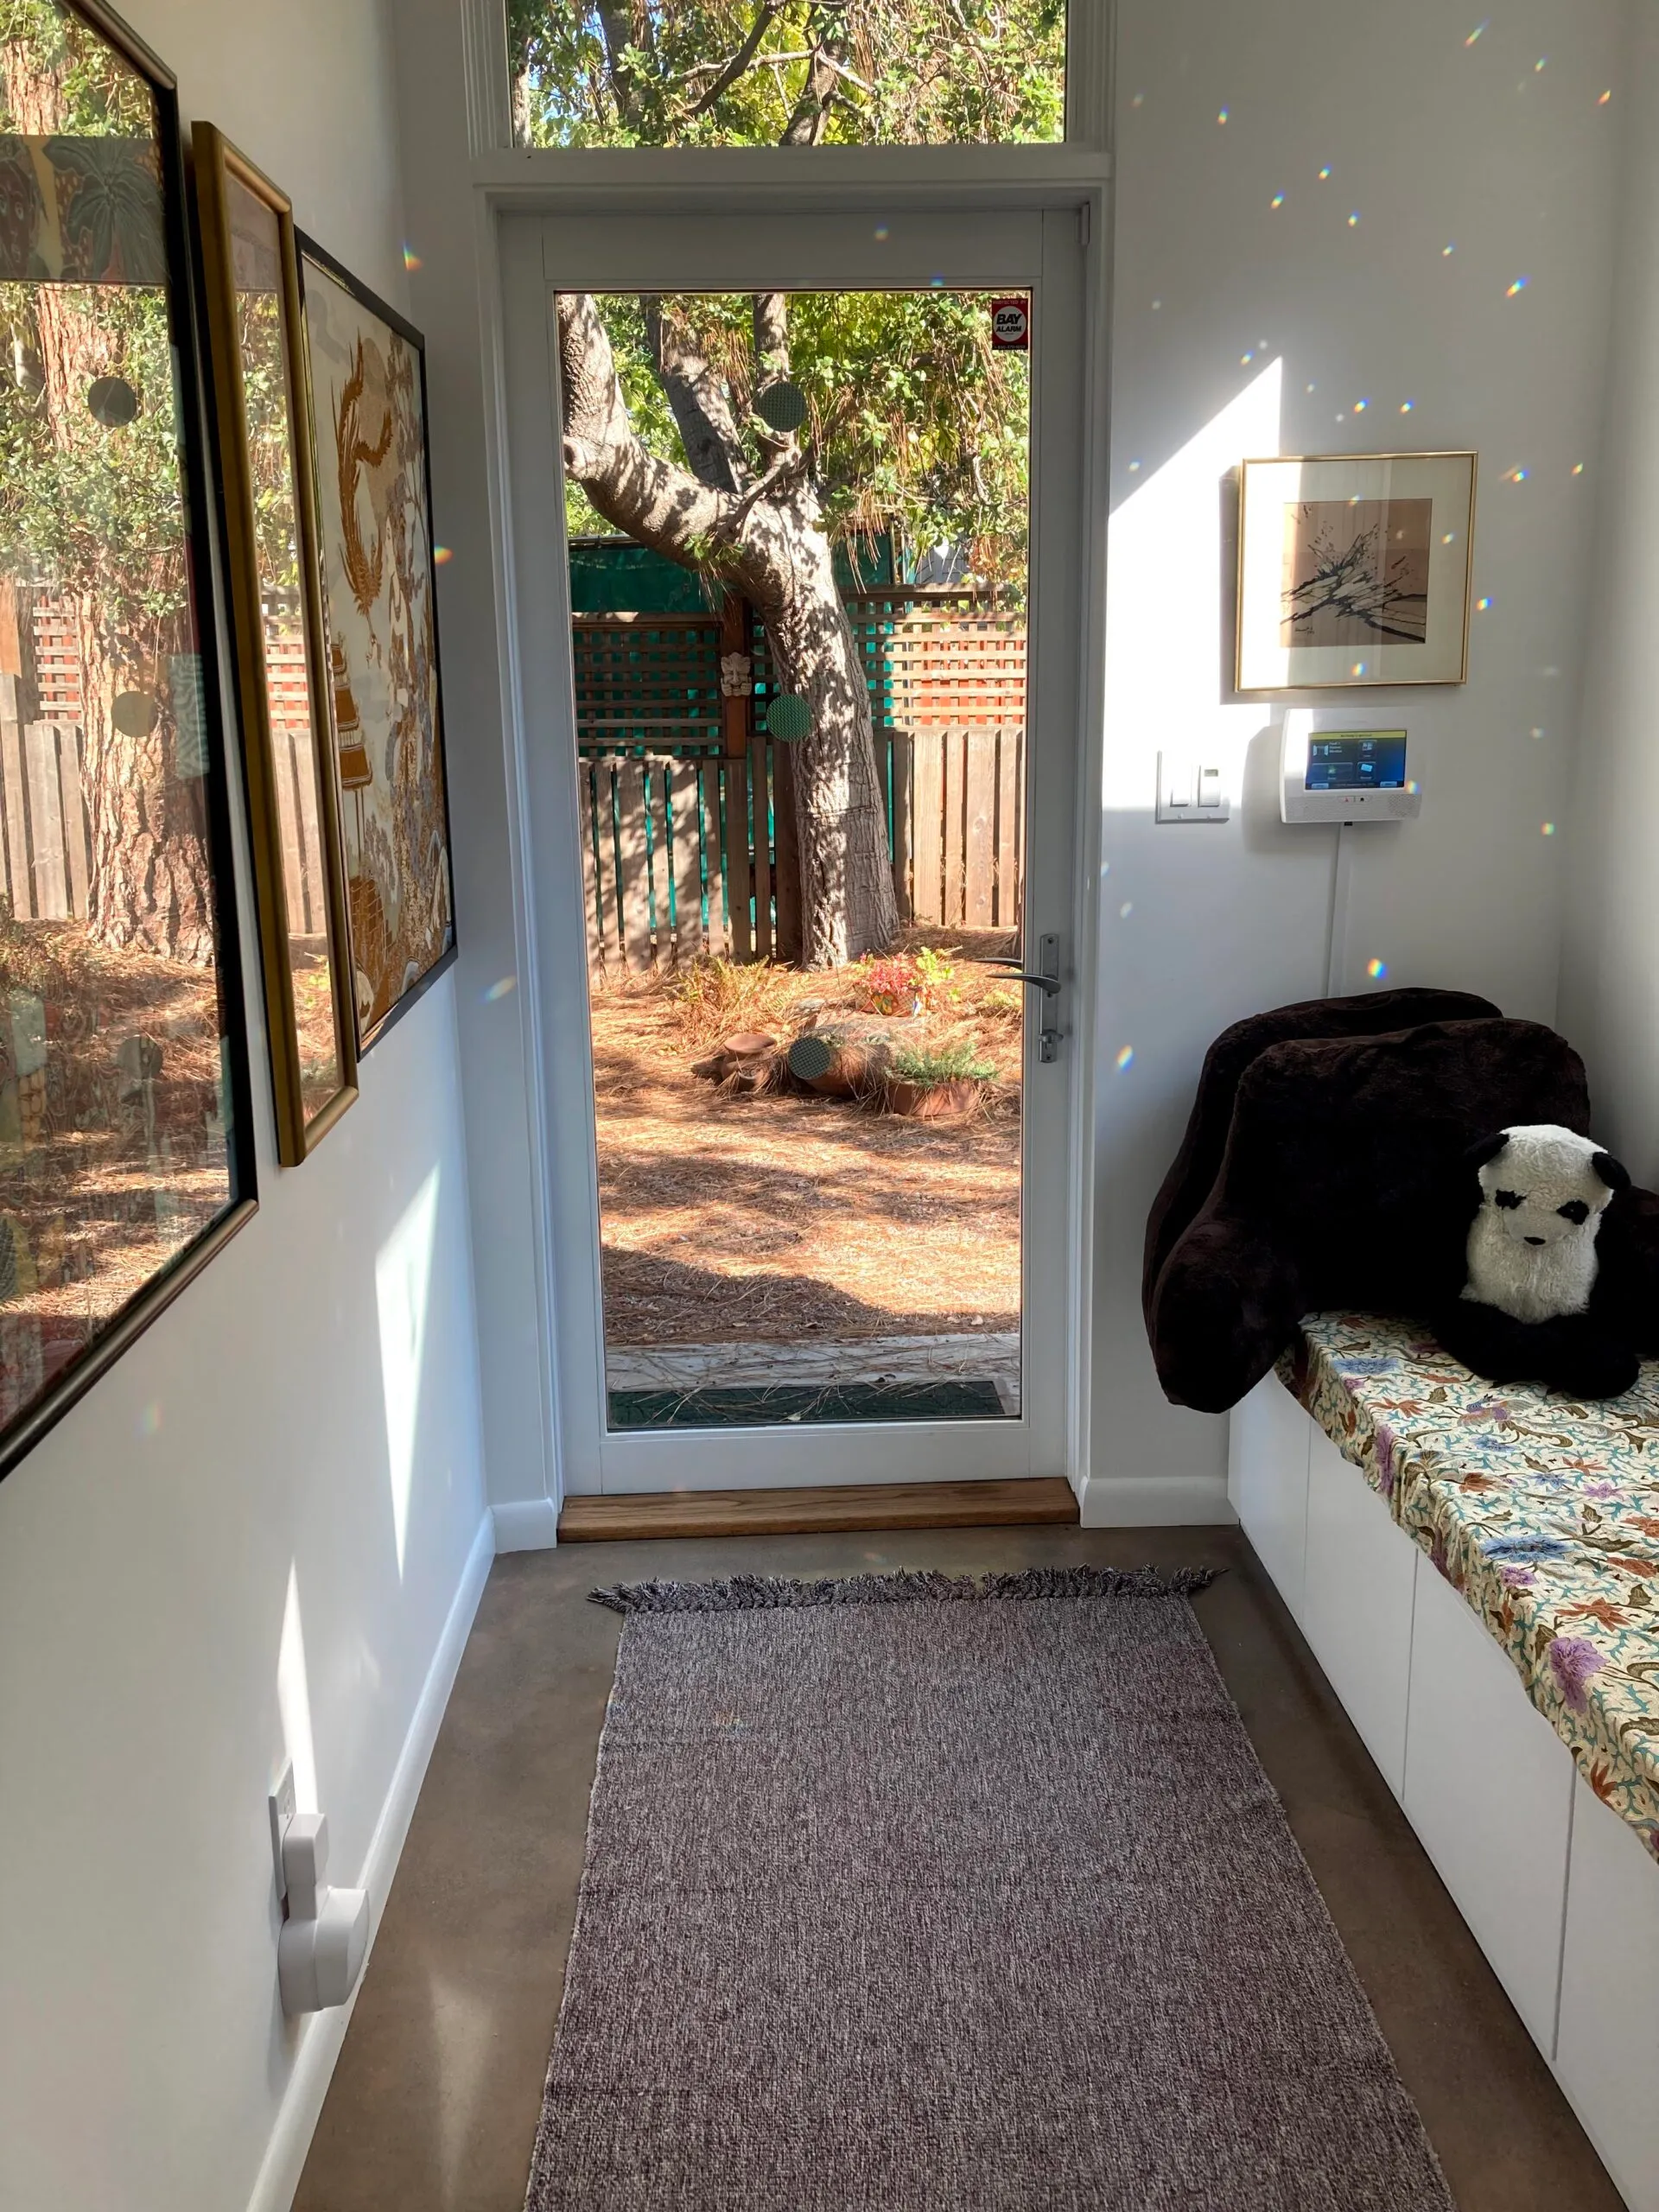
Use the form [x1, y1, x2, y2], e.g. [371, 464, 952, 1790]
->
[0, 675, 91, 922]
[575, 588, 1027, 975]
[0, 618, 326, 934]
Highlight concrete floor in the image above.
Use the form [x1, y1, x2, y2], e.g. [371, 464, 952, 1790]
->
[296, 1526, 1624, 2211]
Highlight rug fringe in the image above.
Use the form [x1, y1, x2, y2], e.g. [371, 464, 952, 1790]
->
[589, 1563, 1221, 1614]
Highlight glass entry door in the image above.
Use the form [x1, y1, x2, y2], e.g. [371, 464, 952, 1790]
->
[501, 210, 1091, 1494]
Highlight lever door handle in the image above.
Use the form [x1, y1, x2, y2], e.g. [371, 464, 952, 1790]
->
[982, 933, 1062, 998]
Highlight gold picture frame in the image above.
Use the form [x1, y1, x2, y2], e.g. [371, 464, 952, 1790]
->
[193, 123, 357, 1161]
[1236, 450, 1478, 692]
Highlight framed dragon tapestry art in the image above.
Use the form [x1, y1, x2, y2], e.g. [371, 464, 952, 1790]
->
[296, 236, 455, 1052]
[0, 0, 257, 1481]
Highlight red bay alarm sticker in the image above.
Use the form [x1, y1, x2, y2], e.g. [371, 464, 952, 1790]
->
[990, 298, 1030, 350]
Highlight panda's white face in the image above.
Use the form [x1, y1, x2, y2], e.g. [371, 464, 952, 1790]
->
[1482, 1175, 1597, 1249]
[1475, 1124, 1615, 1251]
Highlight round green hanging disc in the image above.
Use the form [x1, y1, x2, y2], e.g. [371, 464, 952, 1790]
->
[765, 692, 812, 743]
[86, 374, 138, 428]
[755, 380, 808, 433]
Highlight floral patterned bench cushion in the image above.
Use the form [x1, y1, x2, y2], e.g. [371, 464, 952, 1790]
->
[1280, 1313, 1659, 1860]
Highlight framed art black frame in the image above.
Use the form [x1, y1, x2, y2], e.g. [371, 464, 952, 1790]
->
[0, 0, 257, 1484]
[294, 231, 458, 1056]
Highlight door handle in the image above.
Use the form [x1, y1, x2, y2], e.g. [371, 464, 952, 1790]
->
[987, 967, 1059, 997]
[984, 935, 1064, 1059]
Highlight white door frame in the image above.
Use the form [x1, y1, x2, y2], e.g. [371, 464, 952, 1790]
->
[490, 192, 1107, 1499]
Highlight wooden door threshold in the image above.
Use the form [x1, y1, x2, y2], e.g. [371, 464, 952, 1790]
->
[557, 1476, 1079, 1542]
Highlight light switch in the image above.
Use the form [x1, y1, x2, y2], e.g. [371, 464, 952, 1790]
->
[1156, 751, 1230, 823]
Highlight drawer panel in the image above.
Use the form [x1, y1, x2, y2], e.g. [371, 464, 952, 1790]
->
[1402, 1555, 1576, 2052]
[1301, 1427, 1416, 1798]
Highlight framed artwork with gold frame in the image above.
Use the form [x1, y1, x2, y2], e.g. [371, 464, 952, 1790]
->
[1236, 451, 1478, 692]
[193, 123, 357, 1161]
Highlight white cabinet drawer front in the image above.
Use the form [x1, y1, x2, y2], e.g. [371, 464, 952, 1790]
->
[1556, 1777, 1659, 2211]
[1301, 1427, 1416, 1799]
[1403, 1554, 1576, 2051]
[1228, 1376, 1311, 1621]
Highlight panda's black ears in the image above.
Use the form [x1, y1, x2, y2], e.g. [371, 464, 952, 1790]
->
[1592, 1149, 1631, 1192]
[1463, 1130, 1510, 1173]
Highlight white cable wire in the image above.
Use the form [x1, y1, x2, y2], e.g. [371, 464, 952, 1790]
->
[1324, 823, 1353, 997]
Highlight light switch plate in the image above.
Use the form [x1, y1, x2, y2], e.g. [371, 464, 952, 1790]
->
[1156, 752, 1230, 823]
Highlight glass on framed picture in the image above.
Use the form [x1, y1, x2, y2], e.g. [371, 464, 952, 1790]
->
[0, 0, 256, 1477]
[194, 123, 357, 1161]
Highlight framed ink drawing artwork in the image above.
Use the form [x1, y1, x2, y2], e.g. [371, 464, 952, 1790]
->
[1236, 452, 1478, 691]
[194, 124, 357, 1163]
[296, 237, 455, 1052]
[0, 0, 256, 1480]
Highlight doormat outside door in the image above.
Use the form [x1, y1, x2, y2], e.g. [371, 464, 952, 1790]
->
[525, 1567, 1453, 2211]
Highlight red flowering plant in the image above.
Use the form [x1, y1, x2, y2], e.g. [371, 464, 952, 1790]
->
[852, 947, 959, 1017]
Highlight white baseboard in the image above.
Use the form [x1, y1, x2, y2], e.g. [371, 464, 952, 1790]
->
[1077, 1473, 1236, 1527]
[246, 1508, 496, 2212]
[493, 1494, 561, 1551]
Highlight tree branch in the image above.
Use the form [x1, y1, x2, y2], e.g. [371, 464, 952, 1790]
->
[597, 4, 643, 129]
[753, 290, 796, 462]
[716, 445, 809, 536]
[643, 301, 748, 494]
[780, 22, 847, 145]
[683, 1, 784, 120]
[559, 293, 744, 570]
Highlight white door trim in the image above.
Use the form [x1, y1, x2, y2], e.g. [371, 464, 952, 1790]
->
[493, 200, 1105, 1498]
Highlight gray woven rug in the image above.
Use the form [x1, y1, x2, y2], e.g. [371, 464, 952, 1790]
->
[525, 1568, 1453, 2211]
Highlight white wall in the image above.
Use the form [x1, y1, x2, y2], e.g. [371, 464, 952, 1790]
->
[394, 0, 564, 1547]
[1091, 0, 1625, 1513]
[0, 6, 491, 2210]
[1559, 3, 1659, 1182]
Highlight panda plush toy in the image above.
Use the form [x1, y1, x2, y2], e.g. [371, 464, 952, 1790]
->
[1433, 1123, 1638, 1399]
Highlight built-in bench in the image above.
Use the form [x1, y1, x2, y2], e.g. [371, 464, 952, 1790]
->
[1230, 1314, 1659, 2212]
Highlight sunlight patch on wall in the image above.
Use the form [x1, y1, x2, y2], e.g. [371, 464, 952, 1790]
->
[1103, 359, 1282, 811]
[277, 1562, 318, 1814]
[376, 1166, 442, 1580]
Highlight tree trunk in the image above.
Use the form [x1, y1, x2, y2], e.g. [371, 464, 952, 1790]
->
[743, 490, 896, 966]
[557, 290, 898, 968]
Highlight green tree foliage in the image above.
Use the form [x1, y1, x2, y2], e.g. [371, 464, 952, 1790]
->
[0, 0, 150, 138]
[236, 290, 302, 601]
[509, 0, 1065, 149]
[567, 289, 1030, 601]
[0, 282, 185, 648]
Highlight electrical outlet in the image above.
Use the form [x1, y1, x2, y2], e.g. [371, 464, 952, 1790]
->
[269, 1761, 296, 1903]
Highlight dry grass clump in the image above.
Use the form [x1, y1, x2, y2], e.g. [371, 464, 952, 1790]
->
[666, 955, 804, 1051]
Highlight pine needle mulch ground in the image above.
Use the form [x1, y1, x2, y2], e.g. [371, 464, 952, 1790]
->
[588, 931, 1023, 1347]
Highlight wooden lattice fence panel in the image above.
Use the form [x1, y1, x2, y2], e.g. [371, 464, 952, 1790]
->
[29, 595, 83, 726]
[573, 613, 723, 750]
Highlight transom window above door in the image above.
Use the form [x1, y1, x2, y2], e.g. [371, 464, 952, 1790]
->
[505, 1, 1068, 149]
